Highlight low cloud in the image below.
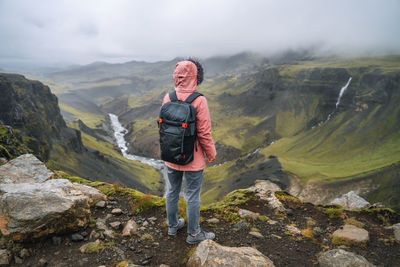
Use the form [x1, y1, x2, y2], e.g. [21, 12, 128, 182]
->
[0, 0, 399, 65]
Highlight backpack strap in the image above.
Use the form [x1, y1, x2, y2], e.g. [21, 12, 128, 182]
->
[184, 92, 203, 104]
[169, 91, 179, 102]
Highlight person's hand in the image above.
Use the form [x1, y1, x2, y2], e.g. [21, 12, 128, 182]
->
[208, 158, 215, 163]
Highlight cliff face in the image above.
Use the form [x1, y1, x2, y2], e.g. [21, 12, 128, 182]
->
[0, 73, 83, 161]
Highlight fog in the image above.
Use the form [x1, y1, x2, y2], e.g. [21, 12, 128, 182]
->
[0, 0, 399, 66]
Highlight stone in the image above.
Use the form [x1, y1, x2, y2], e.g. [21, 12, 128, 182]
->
[268, 220, 278, 225]
[234, 220, 249, 230]
[19, 248, 30, 259]
[264, 190, 285, 212]
[332, 224, 369, 243]
[14, 255, 23, 264]
[247, 180, 281, 197]
[249, 231, 264, 238]
[38, 258, 48, 267]
[0, 154, 54, 184]
[52, 236, 62, 245]
[96, 201, 106, 208]
[72, 183, 106, 207]
[80, 239, 101, 254]
[103, 229, 114, 239]
[111, 208, 122, 215]
[0, 249, 11, 265]
[187, 240, 275, 267]
[71, 233, 84, 241]
[0, 158, 7, 165]
[109, 221, 121, 229]
[207, 218, 220, 224]
[330, 191, 370, 210]
[386, 223, 400, 242]
[286, 225, 301, 235]
[96, 219, 108, 231]
[159, 265, 170, 267]
[142, 221, 149, 227]
[122, 220, 138, 237]
[148, 216, 157, 221]
[0, 179, 90, 241]
[238, 209, 260, 220]
[318, 249, 375, 267]
[286, 208, 294, 216]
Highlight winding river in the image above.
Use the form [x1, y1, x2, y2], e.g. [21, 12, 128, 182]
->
[108, 113, 171, 196]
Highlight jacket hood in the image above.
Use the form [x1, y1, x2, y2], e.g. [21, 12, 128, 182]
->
[173, 61, 197, 93]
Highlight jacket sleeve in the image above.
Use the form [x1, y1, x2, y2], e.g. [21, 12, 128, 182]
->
[196, 96, 217, 160]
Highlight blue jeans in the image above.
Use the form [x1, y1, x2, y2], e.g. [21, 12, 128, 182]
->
[166, 167, 204, 234]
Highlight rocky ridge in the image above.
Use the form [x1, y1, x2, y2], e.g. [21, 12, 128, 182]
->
[0, 155, 399, 266]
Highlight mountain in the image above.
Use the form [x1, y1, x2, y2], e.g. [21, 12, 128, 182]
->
[0, 73, 161, 194]
[97, 55, 400, 211]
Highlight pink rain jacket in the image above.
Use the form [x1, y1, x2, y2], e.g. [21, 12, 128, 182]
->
[162, 61, 217, 171]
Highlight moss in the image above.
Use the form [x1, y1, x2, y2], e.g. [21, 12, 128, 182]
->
[344, 217, 365, 228]
[182, 245, 198, 264]
[85, 240, 105, 253]
[275, 191, 301, 202]
[301, 228, 315, 239]
[354, 207, 396, 225]
[116, 261, 129, 267]
[324, 208, 344, 219]
[331, 236, 366, 247]
[250, 227, 260, 232]
[258, 215, 270, 222]
[140, 233, 154, 242]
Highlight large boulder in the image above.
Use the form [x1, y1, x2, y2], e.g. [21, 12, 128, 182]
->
[187, 240, 275, 267]
[330, 191, 370, 210]
[332, 224, 369, 244]
[318, 249, 375, 267]
[72, 183, 107, 207]
[0, 154, 54, 184]
[0, 179, 91, 241]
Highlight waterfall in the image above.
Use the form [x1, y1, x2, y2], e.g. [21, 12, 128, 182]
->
[108, 113, 170, 196]
[313, 77, 352, 127]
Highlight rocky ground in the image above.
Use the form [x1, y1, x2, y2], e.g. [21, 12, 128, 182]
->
[1, 155, 400, 267]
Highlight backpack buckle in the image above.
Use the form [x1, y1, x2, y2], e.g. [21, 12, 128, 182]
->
[182, 123, 188, 128]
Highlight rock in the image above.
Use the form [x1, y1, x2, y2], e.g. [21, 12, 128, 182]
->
[38, 258, 48, 267]
[122, 220, 138, 237]
[72, 183, 107, 207]
[234, 220, 249, 230]
[385, 223, 400, 241]
[71, 233, 84, 242]
[0, 249, 11, 265]
[109, 221, 121, 229]
[286, 225, 301, 235]
[238, 209, 260, 220]
[0, 154, 53, 184]
[0, 179, 90, 241]
[52, 236, 62, 245]
[103, 229, 114, 239]
[268, 220, 278, 225]
[249, 231, 264, 238]
[330, 191, 370, 210]
[247, 180, 282, 197]
[0, 158, 7, 165]
[96, 219, 108, 231]
[96, 201, 106, 208]
[187, 240, 275, 267]
[332, 225, 369, 243]
[19, 248, 30, 259]
[14, 255, 23, 264]
[79, 239, 101, 254]
[286, 208, 294, 216]
[159, 265, 170, 267]
[265, 191, 285, 212]
[148, 216, 157, 222]
[207, 218, 220, 224]
[142, 221, 149, 227]
[318, 249, 375, 267]
[111, 208, 122, 215]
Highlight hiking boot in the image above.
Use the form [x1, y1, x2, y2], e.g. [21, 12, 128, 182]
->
[186, 229, 215, 244]
[168, 218, 185, 236]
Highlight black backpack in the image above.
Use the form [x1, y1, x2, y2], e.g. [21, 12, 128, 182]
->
[158, 91, 202, 165]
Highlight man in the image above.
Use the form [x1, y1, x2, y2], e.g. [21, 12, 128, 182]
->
[162, 59, 217, 244]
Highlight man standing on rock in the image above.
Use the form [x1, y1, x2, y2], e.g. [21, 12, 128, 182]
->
[160, 59, 217, 244]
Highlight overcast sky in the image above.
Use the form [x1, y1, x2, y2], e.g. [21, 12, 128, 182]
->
[0, 0, 399, 65]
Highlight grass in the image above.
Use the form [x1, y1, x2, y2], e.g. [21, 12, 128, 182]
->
[324, 207, 344, 219]
[59, 103, 104, 128]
